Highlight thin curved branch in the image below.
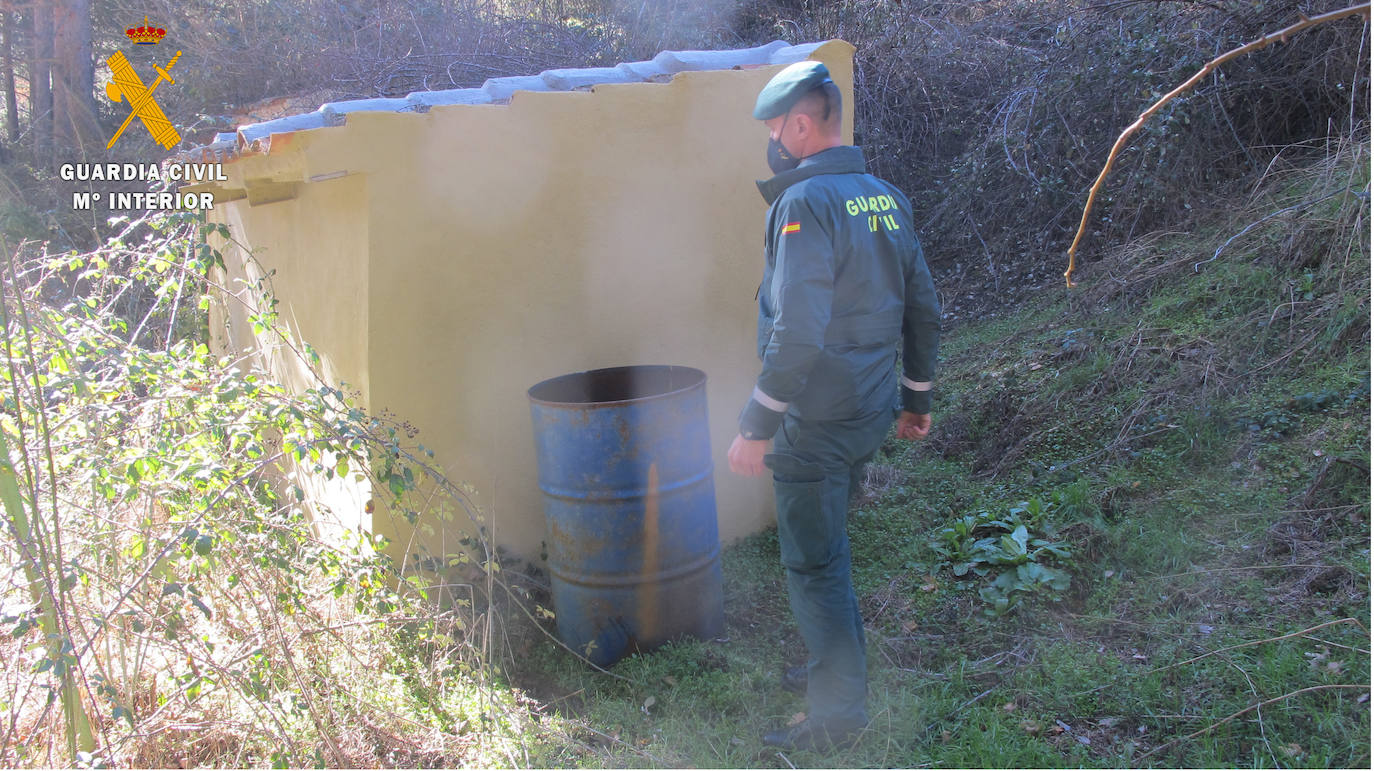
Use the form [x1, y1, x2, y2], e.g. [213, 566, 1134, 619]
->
[1132, 684, 1371, 765]
[1063, 3, 1372, 287]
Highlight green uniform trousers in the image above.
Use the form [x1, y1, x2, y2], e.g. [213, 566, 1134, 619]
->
[765, 406, 894, 727]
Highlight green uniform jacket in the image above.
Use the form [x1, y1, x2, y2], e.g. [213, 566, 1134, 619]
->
[739, 146, 940, 440]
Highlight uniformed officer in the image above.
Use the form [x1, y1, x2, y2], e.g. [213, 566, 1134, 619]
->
[727, 60, 941, 752]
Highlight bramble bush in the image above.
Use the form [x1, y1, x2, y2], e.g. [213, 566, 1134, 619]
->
[0, 211, 530, 767]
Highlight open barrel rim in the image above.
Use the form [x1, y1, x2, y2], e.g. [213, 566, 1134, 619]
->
[527, 364, 707, 409]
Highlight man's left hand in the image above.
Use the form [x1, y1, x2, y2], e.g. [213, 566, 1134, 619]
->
[728, 434, 770, 476]
[896, 411, 931, 440]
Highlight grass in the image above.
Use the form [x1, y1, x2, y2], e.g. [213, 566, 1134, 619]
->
[501, 142, 1371, 768]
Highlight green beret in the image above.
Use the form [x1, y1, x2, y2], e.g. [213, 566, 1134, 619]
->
[753, 61, 833, 120]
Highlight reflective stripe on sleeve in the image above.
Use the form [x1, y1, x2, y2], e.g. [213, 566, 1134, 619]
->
[901, 377, 933, 391]
[751, 386, 790, 413]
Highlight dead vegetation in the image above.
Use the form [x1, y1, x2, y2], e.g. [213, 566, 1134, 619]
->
[923, 130, 1369, 486]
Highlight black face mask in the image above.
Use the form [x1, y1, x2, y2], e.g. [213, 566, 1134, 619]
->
[766, 115, 801, 174]
[767, 136, 801, 174]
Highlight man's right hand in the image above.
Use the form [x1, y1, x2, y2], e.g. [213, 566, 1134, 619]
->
[896, 411, 931, 440]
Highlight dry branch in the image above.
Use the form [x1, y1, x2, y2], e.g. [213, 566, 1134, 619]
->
[1132, 684, 1371, 765]
[1063, 3, 1372, 287]
[1066, 617, 1369, 701]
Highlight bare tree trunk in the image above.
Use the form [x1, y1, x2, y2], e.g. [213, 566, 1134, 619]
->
[29, 0, 51, 162]
[2, 9, 19, 145]
[51, 0, 95, 150]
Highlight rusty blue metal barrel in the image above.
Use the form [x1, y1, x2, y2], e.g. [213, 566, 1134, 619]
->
[528, 365, 725, 667]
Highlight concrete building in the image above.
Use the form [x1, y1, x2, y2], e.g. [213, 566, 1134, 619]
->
[180, 39, 857, 573]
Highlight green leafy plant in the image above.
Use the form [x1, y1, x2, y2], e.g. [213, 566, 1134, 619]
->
[922, 499, 1072, 616]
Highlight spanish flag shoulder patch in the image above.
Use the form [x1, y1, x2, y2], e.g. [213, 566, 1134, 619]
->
[782, 221, 801, 235]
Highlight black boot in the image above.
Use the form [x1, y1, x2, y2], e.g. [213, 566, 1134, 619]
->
[762, 717, 866, 752]
[781, 665, 807, 695]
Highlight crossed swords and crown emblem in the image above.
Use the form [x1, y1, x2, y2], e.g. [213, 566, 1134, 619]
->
[105, 16, 180, 150]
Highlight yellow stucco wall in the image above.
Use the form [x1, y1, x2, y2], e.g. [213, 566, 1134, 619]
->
[209, 40, 856, 568]
[209, 170, 372, 537]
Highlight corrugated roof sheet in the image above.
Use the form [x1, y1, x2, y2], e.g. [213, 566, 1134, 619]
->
[178, 40, 824, 162]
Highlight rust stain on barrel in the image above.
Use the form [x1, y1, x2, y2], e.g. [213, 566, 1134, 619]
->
[637, 462, 660, 642]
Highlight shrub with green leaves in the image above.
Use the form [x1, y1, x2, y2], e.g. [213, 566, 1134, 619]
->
[921, 498, 1072, 616]
[0, 212, 527, 767]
